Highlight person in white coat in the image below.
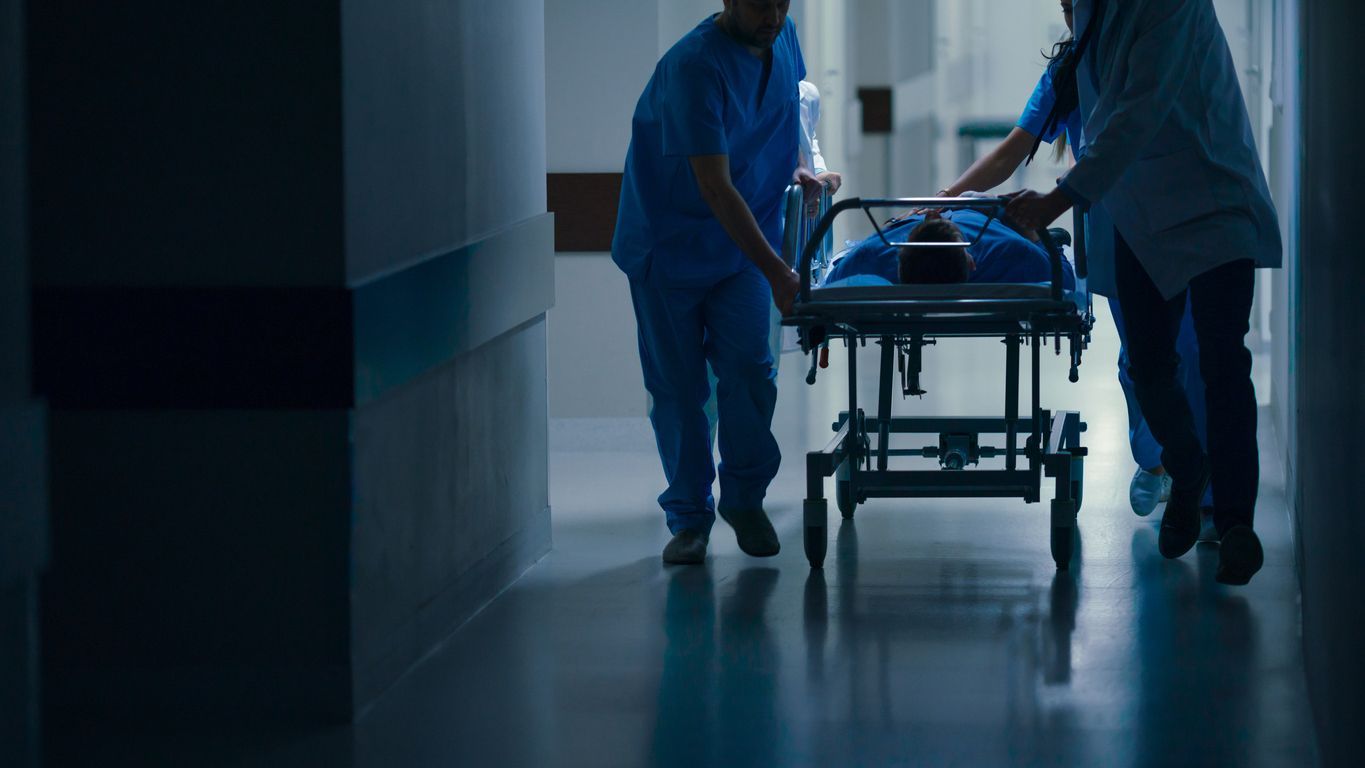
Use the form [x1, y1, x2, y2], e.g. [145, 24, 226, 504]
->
[1006, 0, 1281, 586]
[798, 80, 842, 196]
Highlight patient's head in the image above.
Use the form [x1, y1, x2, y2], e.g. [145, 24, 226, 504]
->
[897, 218, 974, 284]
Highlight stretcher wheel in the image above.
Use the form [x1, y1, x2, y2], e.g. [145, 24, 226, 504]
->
[804, 499, 828, 568]
[805, 525, 827, 568]
[1050, 500, 1077, 571]
[836, 479, 856, 519]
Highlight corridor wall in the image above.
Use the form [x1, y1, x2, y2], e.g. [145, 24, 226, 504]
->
[28, 0, 551, 726]
[1297, 1, 1365, 764]
[1, 0, 45, 764]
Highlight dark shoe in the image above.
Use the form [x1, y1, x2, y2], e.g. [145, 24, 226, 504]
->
[1216, 525, 1264, 585]
[718, 507, 780, 557]
[662, 528, 709, 565]
[1158, 460, 1210, 559]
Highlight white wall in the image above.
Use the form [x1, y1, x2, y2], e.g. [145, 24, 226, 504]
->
[545, 0, 665, 419]
[546, 0, 658, 172]
[658, 0, 721, 58]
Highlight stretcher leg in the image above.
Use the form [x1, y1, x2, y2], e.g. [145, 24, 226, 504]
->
[876, 336, 893, 472]
[843, 337, 862, 519]
[1045, 410, 1087, 570]
[805, 451, 829, 568]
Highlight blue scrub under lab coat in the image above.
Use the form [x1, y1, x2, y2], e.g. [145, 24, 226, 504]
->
[613, 15, 805, 534]
[1017, 63, 1085, 162]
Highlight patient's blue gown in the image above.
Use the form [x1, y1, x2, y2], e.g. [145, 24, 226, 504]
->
[822, 210, 1076, 290]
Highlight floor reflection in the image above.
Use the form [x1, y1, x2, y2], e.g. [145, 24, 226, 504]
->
[791, 517, 1088, 765]
[1132, 528, 1261, 767]
[653, 565, 782, 768]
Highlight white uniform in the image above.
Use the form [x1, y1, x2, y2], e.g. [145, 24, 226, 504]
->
[1063, 0, 1281, 299]
[798, 80, 826, 175]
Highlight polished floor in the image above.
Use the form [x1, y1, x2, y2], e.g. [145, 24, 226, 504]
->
[54, 304, 1318, 766]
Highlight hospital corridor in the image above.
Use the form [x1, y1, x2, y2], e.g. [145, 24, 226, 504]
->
[2, 1, 1363, 767]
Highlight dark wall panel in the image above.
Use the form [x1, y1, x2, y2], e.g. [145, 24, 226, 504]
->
[858, 87, 894, 135]
[27, 1, 344, 287]
[1298, 1, 1365, 765]
[1, 0, 44, 765]
[41, 410, 354, 722]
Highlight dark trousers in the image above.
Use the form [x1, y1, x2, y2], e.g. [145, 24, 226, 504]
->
[1114, 234, 1258, 533]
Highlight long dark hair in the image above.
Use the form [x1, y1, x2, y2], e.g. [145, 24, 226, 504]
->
[1030, 35, 1080, 164]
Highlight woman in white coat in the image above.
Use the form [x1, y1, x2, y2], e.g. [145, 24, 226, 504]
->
[1006, 0, 1281, 586]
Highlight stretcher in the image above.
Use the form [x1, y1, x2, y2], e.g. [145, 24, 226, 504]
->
[781, 195, 1095, 570]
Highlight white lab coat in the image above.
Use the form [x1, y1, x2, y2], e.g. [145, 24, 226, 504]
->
[1065, 0, 1281, 299]
[798, 80, 827, 174]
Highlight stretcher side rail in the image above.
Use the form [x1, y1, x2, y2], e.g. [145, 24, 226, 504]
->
[793, 197, 1074, 304]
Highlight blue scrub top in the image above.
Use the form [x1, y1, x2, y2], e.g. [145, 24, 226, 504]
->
[1017, 64, 1083, 154]
[823, 210, 1076, 289]
[612, 16, 805, 286]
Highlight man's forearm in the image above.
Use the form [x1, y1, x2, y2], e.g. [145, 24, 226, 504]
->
[700, 183, 787, 277]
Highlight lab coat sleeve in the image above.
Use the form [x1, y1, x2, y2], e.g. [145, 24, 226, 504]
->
[799, 81, 826, 173]
[1060, 0, 1202, 205]
[810, 137, 826, 175]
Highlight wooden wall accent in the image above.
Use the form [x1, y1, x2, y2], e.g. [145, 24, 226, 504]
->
[857, 87, 894, 135]
[547, 172, 623, 252]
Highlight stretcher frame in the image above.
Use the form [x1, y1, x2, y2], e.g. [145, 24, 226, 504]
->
[781, 195, 1095, 571]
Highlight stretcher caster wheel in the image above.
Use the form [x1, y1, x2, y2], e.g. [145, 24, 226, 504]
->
[804, 499, 828, 568]
[836, 479, 856, 519]
[1050, 499, 1077, 570]
[805, 526, 827, 568]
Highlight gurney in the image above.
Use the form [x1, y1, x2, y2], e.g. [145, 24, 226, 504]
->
[780, 194, 1095, 570]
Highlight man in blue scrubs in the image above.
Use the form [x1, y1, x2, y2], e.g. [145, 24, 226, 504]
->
[613, 0, 817, 565]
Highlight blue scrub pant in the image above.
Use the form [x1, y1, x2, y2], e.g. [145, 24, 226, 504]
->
[703, 303, 784, 444]
[630, 264, 782, 534]
[1109, 295, 1214, 507]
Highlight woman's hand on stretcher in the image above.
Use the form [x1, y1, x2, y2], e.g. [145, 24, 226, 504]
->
[816, 171, 842, 196]
[794, 167, 824, 208]
[1003, 187, 1073, 232]
[805, 171, 843, 218]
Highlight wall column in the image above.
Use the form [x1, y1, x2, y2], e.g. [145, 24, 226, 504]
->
[1297, 1, 1365, 764]
[28, 0, 551, 732]
[2, 0, 45, 765]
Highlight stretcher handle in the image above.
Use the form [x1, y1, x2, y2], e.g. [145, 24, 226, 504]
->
[780, 185, 804, 268]
[782, 183, 836, 277]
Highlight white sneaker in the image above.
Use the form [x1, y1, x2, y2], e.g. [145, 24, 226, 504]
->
[1130, 468, 1172, 517]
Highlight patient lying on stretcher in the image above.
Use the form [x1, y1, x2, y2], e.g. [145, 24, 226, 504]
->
[821, 210, 1076, 289]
